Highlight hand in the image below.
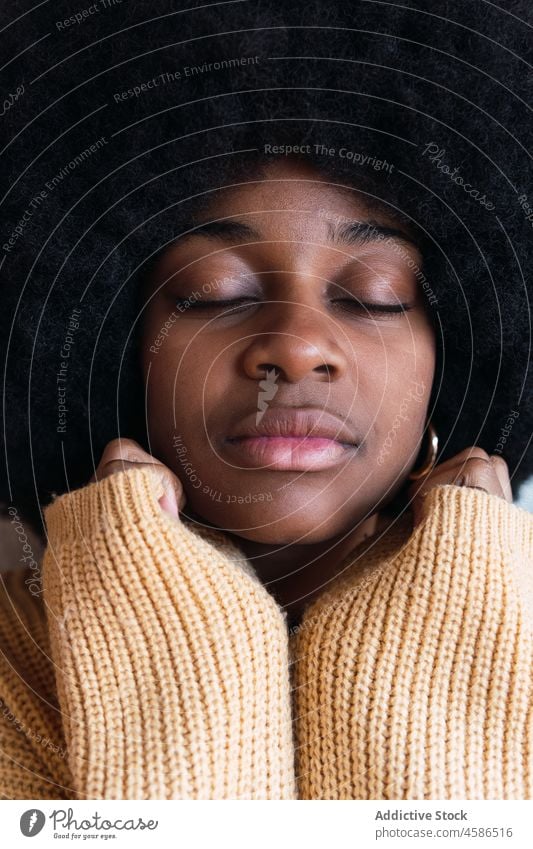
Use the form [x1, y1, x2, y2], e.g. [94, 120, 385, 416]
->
[407, 446, 512, 527]
[89, 438, 186, 519]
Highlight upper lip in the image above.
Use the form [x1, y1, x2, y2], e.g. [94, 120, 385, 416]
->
[226, 407, 359, 445]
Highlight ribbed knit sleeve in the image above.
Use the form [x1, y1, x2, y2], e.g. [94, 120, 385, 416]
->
[41, 467, 296, 799]
[0, 568, 72, 799]
[292, 484, 533, 800]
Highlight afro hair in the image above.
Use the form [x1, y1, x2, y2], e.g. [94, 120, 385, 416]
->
[1, 0, 532, 533]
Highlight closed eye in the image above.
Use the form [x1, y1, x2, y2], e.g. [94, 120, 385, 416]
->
[175, 297, 258, 314]
[332, 299, 413, 317]
[174, 296, 413, 317]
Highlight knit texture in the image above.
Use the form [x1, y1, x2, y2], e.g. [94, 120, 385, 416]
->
[0, 467, 532, 799]
[292, 485, 533, 799]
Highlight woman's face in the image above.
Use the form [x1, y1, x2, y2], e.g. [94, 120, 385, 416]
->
[141, 159, 436, 544]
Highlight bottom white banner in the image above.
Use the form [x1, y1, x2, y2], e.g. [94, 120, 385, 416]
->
[2, 799, 531, 848]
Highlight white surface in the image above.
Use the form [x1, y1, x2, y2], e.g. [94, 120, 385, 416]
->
[517, 475, 533, 512]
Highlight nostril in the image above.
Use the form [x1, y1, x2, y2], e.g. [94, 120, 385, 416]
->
[258, 363, 279, 375]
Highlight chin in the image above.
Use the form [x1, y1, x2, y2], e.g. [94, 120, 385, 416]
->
[227, 525, 328, 546]
[183, 485, 366, 544]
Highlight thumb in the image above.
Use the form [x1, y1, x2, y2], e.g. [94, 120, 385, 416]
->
[149, 467, 186, 519]
[158, 486, 179, 519]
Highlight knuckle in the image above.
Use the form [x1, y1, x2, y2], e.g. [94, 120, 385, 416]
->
[459, 445, 490, 462]
[462, 456, 494, 482]
[101, 437, 141, 465]
[489, 454, 509, 471]
[99, 459, 130, 478]
[123, 449, 147, 463]
[105, 437, 124, 452]
[99, 439, 123, 464]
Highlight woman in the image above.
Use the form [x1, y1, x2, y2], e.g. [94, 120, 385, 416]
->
[0, 1, 531, 800]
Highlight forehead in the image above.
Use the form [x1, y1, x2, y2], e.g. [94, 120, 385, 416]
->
[145, 158, 424, 290]
[201, 158, 380, 230]
[168, 159, 420, 253]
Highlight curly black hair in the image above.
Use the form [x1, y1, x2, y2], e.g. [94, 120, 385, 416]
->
[1, 0, 531, 534]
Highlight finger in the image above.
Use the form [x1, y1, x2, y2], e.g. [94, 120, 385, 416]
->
[90, 440, 186, 518]
[98, 437, 156, 470]
[408, 455, 503, 527]
[104, 460, 185, 518]
[407, 462, 465, 504]
[90, 458, 140, 482]
[455, 456, 504, 498]
[488, 455, 513, 503]
[410, 452, 502, 498]
[417, 444, 490, 473]
[89, 438, 148, 483]
[158, 486, 179, 518]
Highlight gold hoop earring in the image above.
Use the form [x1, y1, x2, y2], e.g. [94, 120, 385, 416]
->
[408, 420, 439, 480]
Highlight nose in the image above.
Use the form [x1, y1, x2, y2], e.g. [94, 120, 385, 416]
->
[241, 300, 349, 384]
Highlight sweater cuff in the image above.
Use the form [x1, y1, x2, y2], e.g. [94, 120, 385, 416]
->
[414, 483, 532, 566]
[292, 481, 532, 800]
[42, 466, 258, 585]
[43, 467, 168, 541]
[41, 465, 295, 799]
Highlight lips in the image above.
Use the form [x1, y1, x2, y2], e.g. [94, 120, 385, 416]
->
[226, 407, 358, 445]
[223, 407, 359, 471]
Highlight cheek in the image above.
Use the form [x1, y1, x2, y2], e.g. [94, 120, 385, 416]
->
[144, 348, 201, 427]
[141, 312, 190, 438]
[141, 330, 229, 458]
[368, 331, 436, 468]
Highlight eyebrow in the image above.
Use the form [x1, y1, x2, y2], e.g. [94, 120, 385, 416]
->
[172, 217, 421, 251]
[328, 219, 421, 251]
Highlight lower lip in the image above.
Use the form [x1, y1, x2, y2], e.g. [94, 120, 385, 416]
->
[223, 436, 358, 470]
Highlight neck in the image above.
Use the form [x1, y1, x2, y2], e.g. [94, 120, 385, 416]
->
[181, 503, 398, 627]
[226, 512, 383, 626]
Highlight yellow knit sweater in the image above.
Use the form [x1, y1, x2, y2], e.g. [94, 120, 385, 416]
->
[0, 467, 531, 800]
